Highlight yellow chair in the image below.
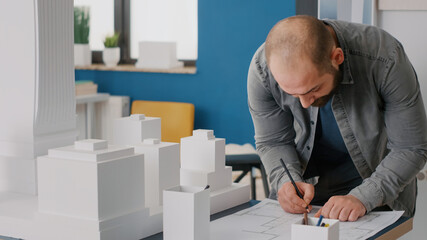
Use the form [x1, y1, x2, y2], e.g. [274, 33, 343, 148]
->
[131, 100, 195, 143]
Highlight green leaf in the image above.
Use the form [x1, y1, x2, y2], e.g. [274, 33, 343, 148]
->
[104, 32, 120, 48]
[74, 6, 90, 44]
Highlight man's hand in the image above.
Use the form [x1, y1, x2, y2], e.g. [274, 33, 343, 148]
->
[314, 195, 366, 221]
[278, 182, 314, 213]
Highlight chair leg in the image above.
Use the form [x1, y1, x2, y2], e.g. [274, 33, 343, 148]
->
[251, 167, 256, 200]
[260, 164, 270, 198]
[234, 169, 249, 183]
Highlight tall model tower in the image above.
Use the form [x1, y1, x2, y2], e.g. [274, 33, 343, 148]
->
[0, 0, 77, 194]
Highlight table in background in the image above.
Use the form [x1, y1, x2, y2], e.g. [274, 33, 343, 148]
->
[76, 93, 110, 139]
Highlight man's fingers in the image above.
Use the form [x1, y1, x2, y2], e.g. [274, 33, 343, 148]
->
[287, 197, 309, 213]
[338, 206, 351, 221]
[284, 183, 308, 208]
[300, 183, 315, 205]
[320, 201, 333, 218]
[280, 198, 307, 213]
[289, 193, 308, 208]
[348, 206, 365, 222]
[278, 182, 315, 214]
[278, 185, 305, 213]
[320, 195, 366, 221]
[348, 209, 362, 222]
[329, 204, 343, 219]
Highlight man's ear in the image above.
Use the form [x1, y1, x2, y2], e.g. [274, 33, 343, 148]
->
[331, 47, 344, 69]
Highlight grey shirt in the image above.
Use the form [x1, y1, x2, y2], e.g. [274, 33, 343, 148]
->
[247, 19, 427, 217]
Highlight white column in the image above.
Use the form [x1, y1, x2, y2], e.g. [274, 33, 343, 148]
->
[0, 0, 77, 194]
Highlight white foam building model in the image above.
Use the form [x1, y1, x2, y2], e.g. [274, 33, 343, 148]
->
[0, 0, 78, 196]
[0, 1, 166, 239]
[180, 129, 251, 214]
[37, 139, 162, 239]
[0, 0, 90, 239]
[112, 114, 161, 146]
[112, 114, 181, 235]
[0, 1, 247, 238]
[163, 186, 210, 240]
[133, 138, 180, 213]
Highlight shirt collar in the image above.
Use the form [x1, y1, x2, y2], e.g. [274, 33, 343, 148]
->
[323, 19, 354, 85]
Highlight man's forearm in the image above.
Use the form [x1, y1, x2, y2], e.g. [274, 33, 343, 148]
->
[256, 143, 303, 197]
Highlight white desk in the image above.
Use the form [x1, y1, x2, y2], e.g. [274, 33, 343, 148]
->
[144, 201, 413, 240]
[76, 93, 110, 139]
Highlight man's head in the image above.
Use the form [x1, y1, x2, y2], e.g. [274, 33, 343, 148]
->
[265, 15, 344, 108]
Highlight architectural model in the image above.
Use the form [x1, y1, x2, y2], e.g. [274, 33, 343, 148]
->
[112, 115, 181, 236]
[0, 1, 248, 238]
[37, 139, 162, 239]
[180, 129, 250, 214]
[0, 1, 162, 239]
[133, 138, 180, 212]
[0, 0, 86, 239]
[163, 185, 210, 240]
[112, 114, 161, 146]
[0, 0, 77, 196]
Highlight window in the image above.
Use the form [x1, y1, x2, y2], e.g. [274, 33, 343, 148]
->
[74, 0, 115, 51]
[74, 0, 197, 65]
[130, 0, 197, 60]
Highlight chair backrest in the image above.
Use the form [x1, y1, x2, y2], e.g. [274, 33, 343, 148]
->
[131, 100, 195, 143]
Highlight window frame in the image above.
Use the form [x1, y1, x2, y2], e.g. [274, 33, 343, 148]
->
[92, 0, 195, 66]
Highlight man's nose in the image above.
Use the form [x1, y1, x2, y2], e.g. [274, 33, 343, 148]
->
[299, 95, 314, 108]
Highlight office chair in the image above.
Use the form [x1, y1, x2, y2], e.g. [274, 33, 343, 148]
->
[225, 144, 270, 200]
[131, 100, 195, 143]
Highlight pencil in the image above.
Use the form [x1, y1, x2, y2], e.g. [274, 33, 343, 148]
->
[316, 215, 324, 226]
[279, 158, 309, 225]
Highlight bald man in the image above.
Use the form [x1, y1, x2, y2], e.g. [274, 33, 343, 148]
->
[248, 15, 427, 221]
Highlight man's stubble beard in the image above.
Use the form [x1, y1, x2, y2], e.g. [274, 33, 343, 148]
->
[311, 68, 342, 107]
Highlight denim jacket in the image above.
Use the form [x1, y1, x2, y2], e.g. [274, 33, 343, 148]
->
[247, 19, 427, 217]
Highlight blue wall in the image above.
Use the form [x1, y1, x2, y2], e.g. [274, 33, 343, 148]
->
[76, 0, 295, 145]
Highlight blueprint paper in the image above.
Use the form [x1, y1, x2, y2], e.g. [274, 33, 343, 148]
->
[210, 199, 404, 240]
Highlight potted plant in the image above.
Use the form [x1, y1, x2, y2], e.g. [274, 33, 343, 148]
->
[74, 6, 91, 66]
[103, 32, 120, 67]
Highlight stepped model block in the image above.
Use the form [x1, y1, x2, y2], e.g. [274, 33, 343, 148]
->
[38, 139, 145, 220]
[180, 130, 250, 214]
[181, 129, 226, 173]
[180, 167, 232, 192]
[133, 138, 180, 211]
[110, 116, 180, 236]
[113, 114, 161, 146]
[35, 139, 161, 239]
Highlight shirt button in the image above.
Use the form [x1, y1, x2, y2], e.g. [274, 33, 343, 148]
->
[307, 146, 311, 150]
[310, 121, 315, 125]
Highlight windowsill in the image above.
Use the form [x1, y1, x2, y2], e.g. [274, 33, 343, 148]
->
[75, 64, 197, 74]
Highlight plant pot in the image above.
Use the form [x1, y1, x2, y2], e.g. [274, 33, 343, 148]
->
[103, 47, 120, 67]
[74, 44, 92, 66]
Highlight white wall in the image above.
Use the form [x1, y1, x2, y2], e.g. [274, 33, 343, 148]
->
[378, 11, 427, 113]
[377, 10, 427, 240]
